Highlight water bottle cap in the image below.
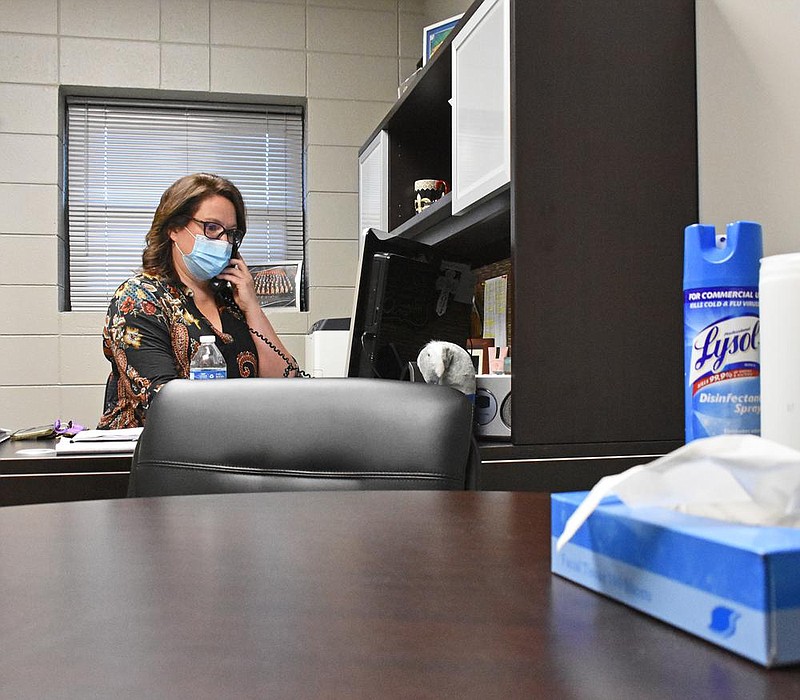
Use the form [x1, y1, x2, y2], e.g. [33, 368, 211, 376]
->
[199, 335, 215, 343]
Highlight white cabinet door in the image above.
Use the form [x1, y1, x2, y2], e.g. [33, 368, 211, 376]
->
[358, 130, 389, 233]
[451, 0, 510, 215]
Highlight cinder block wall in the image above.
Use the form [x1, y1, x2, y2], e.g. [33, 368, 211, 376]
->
[0, 0, 465, 428]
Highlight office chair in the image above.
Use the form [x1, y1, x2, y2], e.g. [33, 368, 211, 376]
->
[128, 378, 478, 496]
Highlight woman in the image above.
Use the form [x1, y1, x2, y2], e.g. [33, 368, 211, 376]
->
[98, 173, 298, 429]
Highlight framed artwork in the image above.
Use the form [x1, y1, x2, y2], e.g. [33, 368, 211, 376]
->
[251, 261, 302, 310]
[422, 14, 464, 66]
[469, 349, 485, 375]
[467, 337, 495, 376]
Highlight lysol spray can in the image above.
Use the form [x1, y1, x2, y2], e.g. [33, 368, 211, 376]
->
[683, 221, 763, 442]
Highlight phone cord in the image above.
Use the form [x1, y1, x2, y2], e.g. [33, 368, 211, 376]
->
[229, 298, 311, 378]
[248, 324, 311, 378]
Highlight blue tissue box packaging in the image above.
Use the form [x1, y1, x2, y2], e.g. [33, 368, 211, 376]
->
[551, 491, 800, 667]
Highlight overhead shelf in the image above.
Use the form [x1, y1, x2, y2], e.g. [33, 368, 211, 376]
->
[393, 188, 511, 265]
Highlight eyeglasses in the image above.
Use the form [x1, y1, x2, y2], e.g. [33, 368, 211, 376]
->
[190, 218, 244, 247]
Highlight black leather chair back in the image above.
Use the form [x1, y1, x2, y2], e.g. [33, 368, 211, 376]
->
[129, 378, 477, 496]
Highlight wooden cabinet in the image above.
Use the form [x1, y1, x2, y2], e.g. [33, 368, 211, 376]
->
[0, 439, 129, 506]
[358, 0, 698, 490]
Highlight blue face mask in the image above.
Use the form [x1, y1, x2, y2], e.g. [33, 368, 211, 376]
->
[176, 231, 232, 281]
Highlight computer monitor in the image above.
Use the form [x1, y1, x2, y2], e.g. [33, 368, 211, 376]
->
[346, 229, 475, 380]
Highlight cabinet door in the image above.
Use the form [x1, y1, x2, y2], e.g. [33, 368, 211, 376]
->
[510, 0, 695, 447]
[358, 130, 389, 233]
[451, 0, 510, 215]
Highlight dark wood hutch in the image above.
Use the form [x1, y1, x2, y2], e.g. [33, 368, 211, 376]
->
[358, 0, 698, 490]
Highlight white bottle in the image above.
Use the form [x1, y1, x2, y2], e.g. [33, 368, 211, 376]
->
[759, 253, 800, 450]
[189, 335, 227, 380]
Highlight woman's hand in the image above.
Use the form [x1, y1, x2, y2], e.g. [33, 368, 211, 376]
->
[216, 254, 298, 378]
[215, 254, 260, 315]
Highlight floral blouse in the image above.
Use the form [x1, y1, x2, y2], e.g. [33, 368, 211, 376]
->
[98, 272, 258, 429]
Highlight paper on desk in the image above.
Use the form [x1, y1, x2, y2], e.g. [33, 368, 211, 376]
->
[71, 428, 143, 442]
[55, 427, 143, 456]
[55, 436, 138, 455]
[556, 435, 800, 552]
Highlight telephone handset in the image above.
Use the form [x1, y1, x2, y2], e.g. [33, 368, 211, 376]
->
[210, 276, 234, 303]
[212, 241, 309, 378]
[209, 236, 240, 300]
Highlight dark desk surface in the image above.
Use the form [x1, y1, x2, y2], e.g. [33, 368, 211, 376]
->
[0, 438, 130, 506]
[0, 491, 797, 698]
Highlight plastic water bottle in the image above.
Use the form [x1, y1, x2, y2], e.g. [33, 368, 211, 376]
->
[189, 335, 227, 380]
[683, 220, 763, 442]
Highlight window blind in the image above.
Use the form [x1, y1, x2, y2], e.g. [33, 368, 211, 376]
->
[66, 97, 304, 311]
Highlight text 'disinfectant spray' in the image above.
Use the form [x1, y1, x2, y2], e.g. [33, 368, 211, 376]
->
[683, 220, 763, 442]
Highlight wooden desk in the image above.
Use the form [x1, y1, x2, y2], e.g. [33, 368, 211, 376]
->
[0, 438, 130, 506]
[0, 491, 797, 698]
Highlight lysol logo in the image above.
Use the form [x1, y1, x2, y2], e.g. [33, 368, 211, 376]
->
[708, 606, 741, 638]
[690, 316, 759, 385]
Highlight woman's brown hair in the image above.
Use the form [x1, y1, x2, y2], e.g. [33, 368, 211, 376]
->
[141, 173, 247, 277]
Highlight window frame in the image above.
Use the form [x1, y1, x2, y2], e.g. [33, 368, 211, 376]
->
[62, 94, 306, 312]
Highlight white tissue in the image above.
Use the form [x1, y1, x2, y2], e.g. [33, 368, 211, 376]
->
[556, 435, 800, 552]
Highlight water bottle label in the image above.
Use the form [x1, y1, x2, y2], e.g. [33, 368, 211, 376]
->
[189, 368, 227, 380]
[684, 286, 760, 438]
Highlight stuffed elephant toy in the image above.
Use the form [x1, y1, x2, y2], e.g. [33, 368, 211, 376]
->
[416, 340, 477, 398]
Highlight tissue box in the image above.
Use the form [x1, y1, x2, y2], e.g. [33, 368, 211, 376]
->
[551, 491, 800, 667]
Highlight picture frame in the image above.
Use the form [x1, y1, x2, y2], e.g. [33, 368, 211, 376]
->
[251, 261, 302, 310]
[422, 14, 464, 66]
[469, 349, 485, 375]
[467, 337, 494, 376]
